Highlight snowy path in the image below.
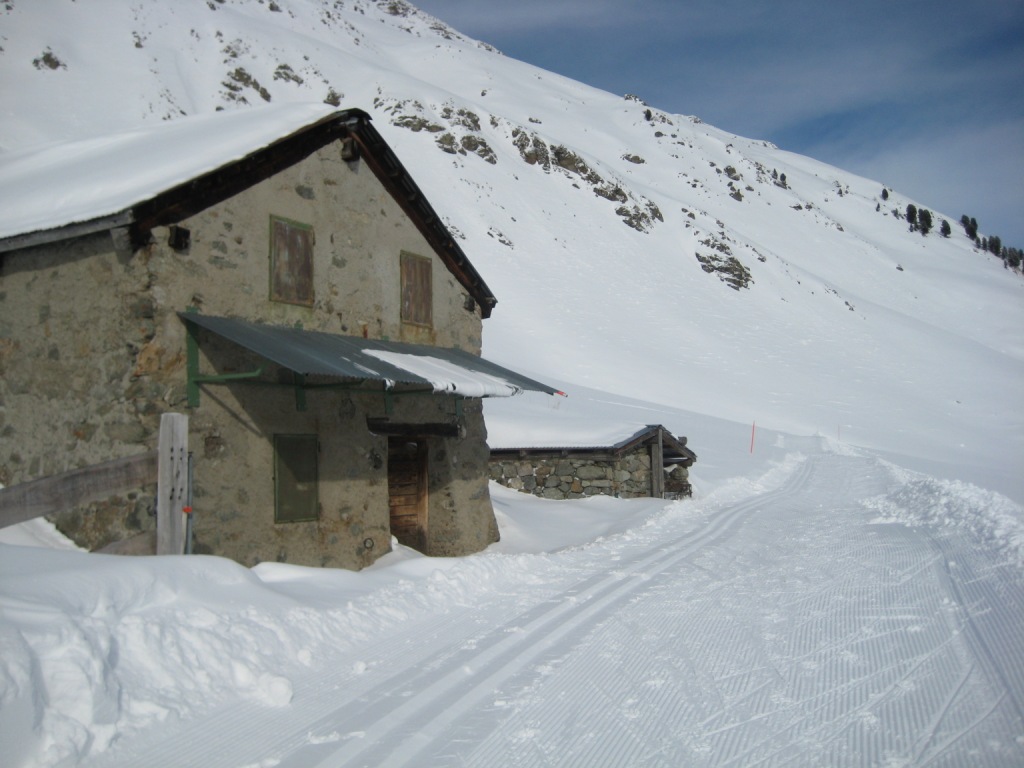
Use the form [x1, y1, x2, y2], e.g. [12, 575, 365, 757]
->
[82, 451, 1024, 767]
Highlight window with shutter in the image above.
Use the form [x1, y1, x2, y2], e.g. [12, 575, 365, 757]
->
[400, 251, 432, 328]
[269, 215, 314, 307]
[274, 434, 319, 523]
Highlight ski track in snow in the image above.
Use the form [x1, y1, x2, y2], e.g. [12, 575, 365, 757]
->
[81, 451, 1024, 768]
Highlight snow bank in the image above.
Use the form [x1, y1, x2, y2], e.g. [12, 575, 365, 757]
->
[865, 469, 1024, 567]
[487, 482, 673, 554]
[0, 549, 305, 766]
[0, 517, 83, 550]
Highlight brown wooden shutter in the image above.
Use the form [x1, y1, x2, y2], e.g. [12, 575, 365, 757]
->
[270, 216, 314, 306]
[401, 251, 432, 327]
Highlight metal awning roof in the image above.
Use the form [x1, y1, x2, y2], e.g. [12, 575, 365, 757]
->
[180, 313, 561, 398]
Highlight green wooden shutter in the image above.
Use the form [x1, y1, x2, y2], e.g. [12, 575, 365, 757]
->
[274, 434, 319, 523]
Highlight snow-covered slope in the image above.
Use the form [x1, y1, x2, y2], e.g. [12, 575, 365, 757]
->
[1, 0, 1021, 504]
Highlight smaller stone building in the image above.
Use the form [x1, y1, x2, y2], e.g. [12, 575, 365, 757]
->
[490, 425, 696, 501]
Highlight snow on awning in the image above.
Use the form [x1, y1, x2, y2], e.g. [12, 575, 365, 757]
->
[180, 313, 560, 398]
[364, 350, 521, 397]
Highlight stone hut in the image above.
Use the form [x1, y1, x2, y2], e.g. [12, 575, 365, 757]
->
[0, 103, 557, 569]
[490, 425, 696, 500]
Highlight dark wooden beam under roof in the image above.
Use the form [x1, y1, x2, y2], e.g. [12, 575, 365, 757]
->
[0, 211, 136, 254]
[366, 418, 460, 437]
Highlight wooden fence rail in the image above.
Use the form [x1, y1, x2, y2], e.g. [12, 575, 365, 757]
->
[0, 451, 158, 528]
[0, 413, 189, 554]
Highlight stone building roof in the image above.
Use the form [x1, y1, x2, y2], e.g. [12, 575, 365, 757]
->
[490, 424, 696, 466]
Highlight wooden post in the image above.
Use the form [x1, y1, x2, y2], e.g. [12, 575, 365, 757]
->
[650, 428, 665, 498]
[156, 413, 189, 555]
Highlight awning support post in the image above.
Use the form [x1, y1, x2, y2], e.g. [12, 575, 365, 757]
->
[186, 317, 201, 408]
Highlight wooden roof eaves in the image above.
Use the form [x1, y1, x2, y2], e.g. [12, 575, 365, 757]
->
[610, 424, 666, 455]
[0, 210, 136, 254]
[661, 434, 697, 465]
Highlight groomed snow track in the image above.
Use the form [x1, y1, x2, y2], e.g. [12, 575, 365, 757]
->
[85, 450, 1024, 767]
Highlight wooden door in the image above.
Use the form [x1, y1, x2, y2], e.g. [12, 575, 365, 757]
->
[387, 437, 428, 553]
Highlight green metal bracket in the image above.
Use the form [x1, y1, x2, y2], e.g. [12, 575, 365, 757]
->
[294, 374, 307, 412]
[187, 368, 266, 408]
[185, 315, 265, 408]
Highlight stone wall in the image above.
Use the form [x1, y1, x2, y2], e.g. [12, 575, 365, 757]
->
[663, 464, 693, 499]
[489, 449, 659, 500]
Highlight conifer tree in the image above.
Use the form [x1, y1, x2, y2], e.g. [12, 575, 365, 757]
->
[906, 204, 918, 230]
[917, 208, 933, 236]
[960, 215, 978, 240]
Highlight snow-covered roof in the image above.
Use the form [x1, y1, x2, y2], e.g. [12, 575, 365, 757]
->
[489, 423, 695, 462]
[0, 102, 342, 242]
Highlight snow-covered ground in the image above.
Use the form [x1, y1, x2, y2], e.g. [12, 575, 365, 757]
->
[3, 431, 1024, 767]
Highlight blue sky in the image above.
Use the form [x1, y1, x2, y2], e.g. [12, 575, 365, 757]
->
[413, 0, 1024, 248]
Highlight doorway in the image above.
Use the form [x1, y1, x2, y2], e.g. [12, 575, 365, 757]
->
[387, 437, 428, 553]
